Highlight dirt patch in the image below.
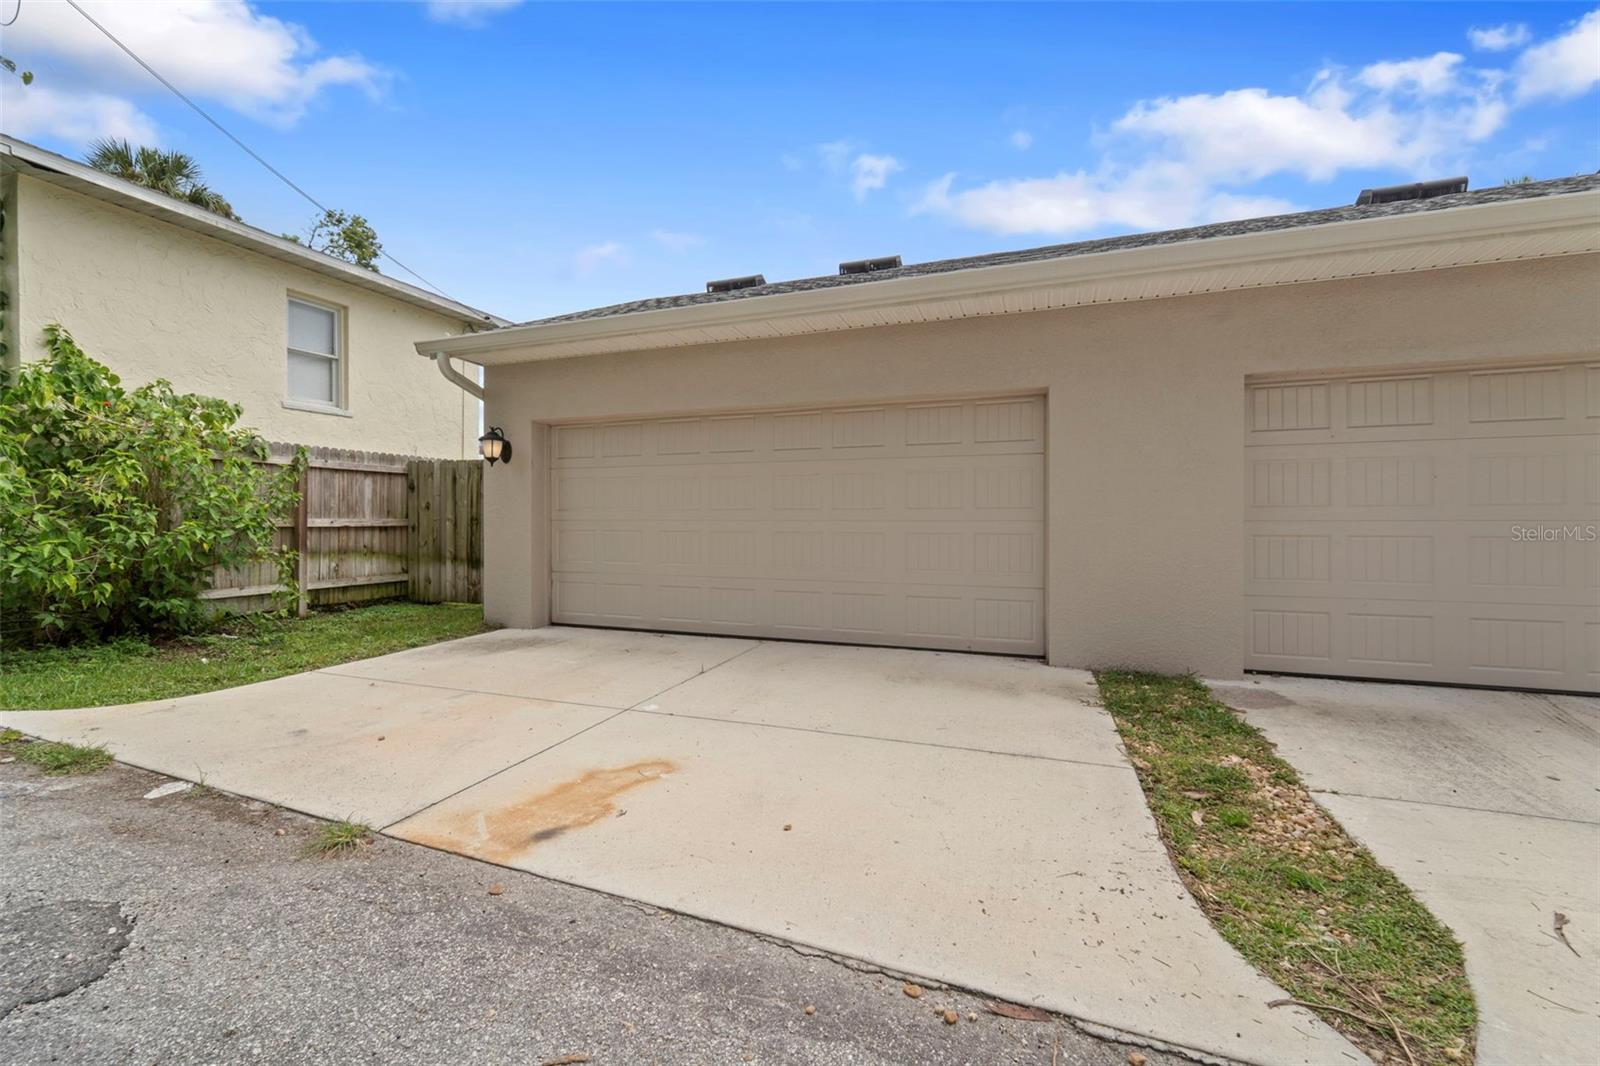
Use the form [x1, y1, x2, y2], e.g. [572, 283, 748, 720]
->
[408, 760, 677, 864]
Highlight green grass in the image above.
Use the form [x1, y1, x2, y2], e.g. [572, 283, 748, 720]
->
[0, 603, 489, 710]
[1096, 671, 1476, 1066]
[306, 818, 373, 856]
[0, 729, 112, 775]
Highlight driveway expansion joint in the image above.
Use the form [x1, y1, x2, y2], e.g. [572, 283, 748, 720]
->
[623, 640, 765, 711]
[376, 706, 634, 832]
[625, 706, 1134, 771]
[313, 668, 629, 713]
[378, 640, 764, 832]
[1307, 787, 1600, 827]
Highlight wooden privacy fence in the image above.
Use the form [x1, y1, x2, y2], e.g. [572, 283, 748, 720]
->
[407, 457, 483, 604]
[201, 443, 482, 613]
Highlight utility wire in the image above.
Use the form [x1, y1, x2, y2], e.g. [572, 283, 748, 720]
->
[61, 0, 463, 305]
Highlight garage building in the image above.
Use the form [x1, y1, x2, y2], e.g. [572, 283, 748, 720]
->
[421, 176, 1600, 693]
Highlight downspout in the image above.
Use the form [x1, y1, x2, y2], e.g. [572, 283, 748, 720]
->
[430, 350, 483, 399]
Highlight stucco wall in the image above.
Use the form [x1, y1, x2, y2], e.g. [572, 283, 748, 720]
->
[14, 175, 481, 457]
[479, 253, 1600, 677]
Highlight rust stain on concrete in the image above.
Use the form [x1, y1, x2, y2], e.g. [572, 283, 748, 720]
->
[407, 760, 677, 864]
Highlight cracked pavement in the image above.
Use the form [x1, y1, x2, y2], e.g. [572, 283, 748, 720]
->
[2, 628, 1358, 1065]
[0, 756, 1192, 1066]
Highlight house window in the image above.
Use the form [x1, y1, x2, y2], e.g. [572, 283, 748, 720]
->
[286, 296, 343, 408]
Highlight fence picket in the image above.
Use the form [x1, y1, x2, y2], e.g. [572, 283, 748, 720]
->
[203, 442, 483, 612]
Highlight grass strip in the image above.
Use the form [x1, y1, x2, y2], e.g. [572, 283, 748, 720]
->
[1, 602, 489, 710]
[1096, 671, 1475, 1066]
[1, 729, 112, 775]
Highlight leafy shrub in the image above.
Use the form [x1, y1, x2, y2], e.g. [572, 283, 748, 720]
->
[0, 325, 301, 642]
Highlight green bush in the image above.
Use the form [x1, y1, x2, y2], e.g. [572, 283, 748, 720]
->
[0, 325, 301, 642]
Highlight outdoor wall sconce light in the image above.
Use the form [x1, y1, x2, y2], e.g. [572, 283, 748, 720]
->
[478, 426, 512, 466]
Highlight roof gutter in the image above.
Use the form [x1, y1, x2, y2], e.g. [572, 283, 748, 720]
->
[429, 351, 484, 400]
[415, 187, 1600, 366]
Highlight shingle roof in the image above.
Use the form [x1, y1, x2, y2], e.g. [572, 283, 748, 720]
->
[527, 174, 1600, 327]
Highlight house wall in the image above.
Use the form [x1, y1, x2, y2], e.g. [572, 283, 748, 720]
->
[479, 253, 1600, 678]
[13, 175, 481, 458]
[1, 169, 19, 371]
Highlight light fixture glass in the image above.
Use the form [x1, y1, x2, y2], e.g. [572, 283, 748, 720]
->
[478, 426, 511, 465]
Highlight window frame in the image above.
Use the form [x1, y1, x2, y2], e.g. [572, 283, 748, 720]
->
[284, 293, 347, 413]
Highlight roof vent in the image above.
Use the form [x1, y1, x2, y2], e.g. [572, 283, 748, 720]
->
[1355, 176, 1468, 206]
[705, 274, 766, 293]
[839, 254, 902, 276]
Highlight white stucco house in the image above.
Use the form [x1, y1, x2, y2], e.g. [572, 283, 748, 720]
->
[419, 175, 1599, 693]
[0, 134, 506, 459]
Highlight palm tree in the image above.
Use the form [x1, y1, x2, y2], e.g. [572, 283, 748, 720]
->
[84, 139, 241, 222]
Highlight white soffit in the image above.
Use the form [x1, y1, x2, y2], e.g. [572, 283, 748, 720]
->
[421, 189, 1600, 366]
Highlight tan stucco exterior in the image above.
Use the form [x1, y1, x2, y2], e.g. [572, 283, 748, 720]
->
[11, 174, 483, 457]
[478, 254, 1600, 679]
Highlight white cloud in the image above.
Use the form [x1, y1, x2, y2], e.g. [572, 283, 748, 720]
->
[3, 0, 384, 134]
[917, 45, 1530, 238]
[1469, 24, 1531, 52]
[817, 140, 852, 173]
[425, 1, 525, 27]
[574, 241, 627, 275]
[1112, 83, 1422, 184]
[1515, 10, 1600, 101]
[1008, 129, 1034, 150]
[651, 229, 704, 252]
[915, 165, 1296, 237]
[812, 141, 904, 199]
[918, 171, 1104, 234]
[0, 82, 158, 145]
[850, 153, 903, 199]
[1357, 52, 1465, 95]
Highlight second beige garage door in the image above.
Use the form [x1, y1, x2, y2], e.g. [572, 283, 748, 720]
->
[1245, 362, 1598, 692]
[549, 396, 1046, 654]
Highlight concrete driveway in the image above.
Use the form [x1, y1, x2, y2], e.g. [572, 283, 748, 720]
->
[1218, 676, 1600, 1066]
[1, 627, 1361, 1066]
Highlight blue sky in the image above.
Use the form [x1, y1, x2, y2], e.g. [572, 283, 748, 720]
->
[3, 2, 1598, 322]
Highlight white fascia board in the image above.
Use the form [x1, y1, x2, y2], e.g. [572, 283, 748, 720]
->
[416, 189, 1600, 366]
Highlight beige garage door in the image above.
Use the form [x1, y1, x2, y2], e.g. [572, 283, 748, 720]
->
[1245, 362, 1599, 693]
[549, 396, 1046, 654]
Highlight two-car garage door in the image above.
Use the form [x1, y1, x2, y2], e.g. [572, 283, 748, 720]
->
[547, 367, 1594, 689]
[549, 396, 1046, 655]
[1245, 362, 1598, 692]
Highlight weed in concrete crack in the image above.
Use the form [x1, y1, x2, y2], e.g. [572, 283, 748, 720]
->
[305, 818, 373, 856]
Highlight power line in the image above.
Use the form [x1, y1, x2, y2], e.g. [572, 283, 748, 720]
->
[61, 0, 462, 304]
